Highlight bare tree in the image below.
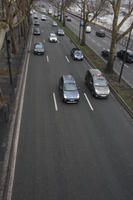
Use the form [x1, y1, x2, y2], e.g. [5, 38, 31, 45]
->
[48, 0, 76, 26]
[0, 0, 33, 54]
[106, 0, 133, 73]
[77, 0, 108, 45]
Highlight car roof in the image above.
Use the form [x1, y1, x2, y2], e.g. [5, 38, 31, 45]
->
[88, 69, 102, 76]
[63, 75, 76, 84]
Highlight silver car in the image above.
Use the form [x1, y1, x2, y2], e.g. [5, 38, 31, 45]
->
[49, 33, 58, 42]
[85, 69, 110, 98]
[59, 75, 80, 103]
[52, 21, 58, 27]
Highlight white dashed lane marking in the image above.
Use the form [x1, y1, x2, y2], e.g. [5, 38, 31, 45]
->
[46, 55, 49, 62]
[84, 93, 94, 111]
[65, 56, 70, 63]
[53, 93, 58, 111]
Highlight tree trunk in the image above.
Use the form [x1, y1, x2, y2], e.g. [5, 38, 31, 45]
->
[106, 0, 121, 73]
[10, 27, 18, 54]
[81, 24, 86, 45]
[62, 10, 65, 26]
[106, 39, 116, 73]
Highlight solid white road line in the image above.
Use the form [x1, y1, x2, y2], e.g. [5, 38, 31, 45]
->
[46, 55, 49, 62]
[7, 33, 33, 200]
[65, 56, 70, 63]
[84, 93, 94, 111]
[53, 93, 58, 111]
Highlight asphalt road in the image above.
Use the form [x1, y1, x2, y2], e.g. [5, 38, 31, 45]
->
[66, 14, 133, 88]
[11, 14, 133, 200]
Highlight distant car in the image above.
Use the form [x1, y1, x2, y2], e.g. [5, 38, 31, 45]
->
[67, 16, 71, 21]
[52, 21, 58, 27]
[49, 33, 58, 42]
[54, 12, 58, 17]
[101, 49, 110, 60]
[85, 69, 110, 98]
[96, 29, 105, 37]
[59, 74, 80, 103]
[48, 8, 53, 14]
[41, 15, 46, 20]
[117, 49, 133, 63]
[71, 48, 84, 61]
[34, 20, 40, 26]
[33, 27, 41, 35]
[34, 14, 38, 19]
[57, 29, 65, 36]
[86, 26, 91, 33]
[34, 42, 45, 55]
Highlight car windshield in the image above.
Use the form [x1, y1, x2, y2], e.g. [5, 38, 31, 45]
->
[50, 33, 56, 37]
[59, 29, 63, 32]
[94, 77, 107, 87]
[35, 43, 43, 49]
[64, 83, 77, 91]
[75, 50, 82, 56]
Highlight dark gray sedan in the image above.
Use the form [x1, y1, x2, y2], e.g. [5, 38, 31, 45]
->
[59, 75, 80, 103]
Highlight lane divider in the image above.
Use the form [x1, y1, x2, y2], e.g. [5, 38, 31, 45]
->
[84, 93, 94, 111]
[46, 55, 49, 62]
[65, 56, 70, 63]
[53, 93, 58, 111]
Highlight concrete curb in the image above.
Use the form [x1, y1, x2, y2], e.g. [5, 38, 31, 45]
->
[0, 27, 32, 199]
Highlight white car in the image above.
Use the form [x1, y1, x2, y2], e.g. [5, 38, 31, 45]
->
[86, 26, 91, 33]
[52, 21, 58, 27]
[48, 9, 53, 14]
[41, 15, 46, 20]
[49, 33, 58, 42]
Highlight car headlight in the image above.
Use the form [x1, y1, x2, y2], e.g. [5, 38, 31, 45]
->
[77, 94, 80, 99]
[95, 89, 101, 95]
[64, 94, 67, 99]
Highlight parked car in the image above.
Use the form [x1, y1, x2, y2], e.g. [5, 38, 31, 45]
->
[117, 49, 133, 63]
[34, 42, 45, 55]
[59, 75, 80, 103]
[85, 69, 110, 98]
[33, 27, 41, 35]
[101, 49, 110, 60]
[71, 48, 84, 61]
[52, 21, 58, 27]
[67, 16, 71, 21]
[34, 20, 40, 26]
[57, 29, 65, 36]
[41, 15, 46, 21]
[96, 29, 105, 37]
[49, 33, 58, 42]
[86, 26, 91, 33]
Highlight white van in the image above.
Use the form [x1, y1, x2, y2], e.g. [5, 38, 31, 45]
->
[86, 26, 91, 33]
